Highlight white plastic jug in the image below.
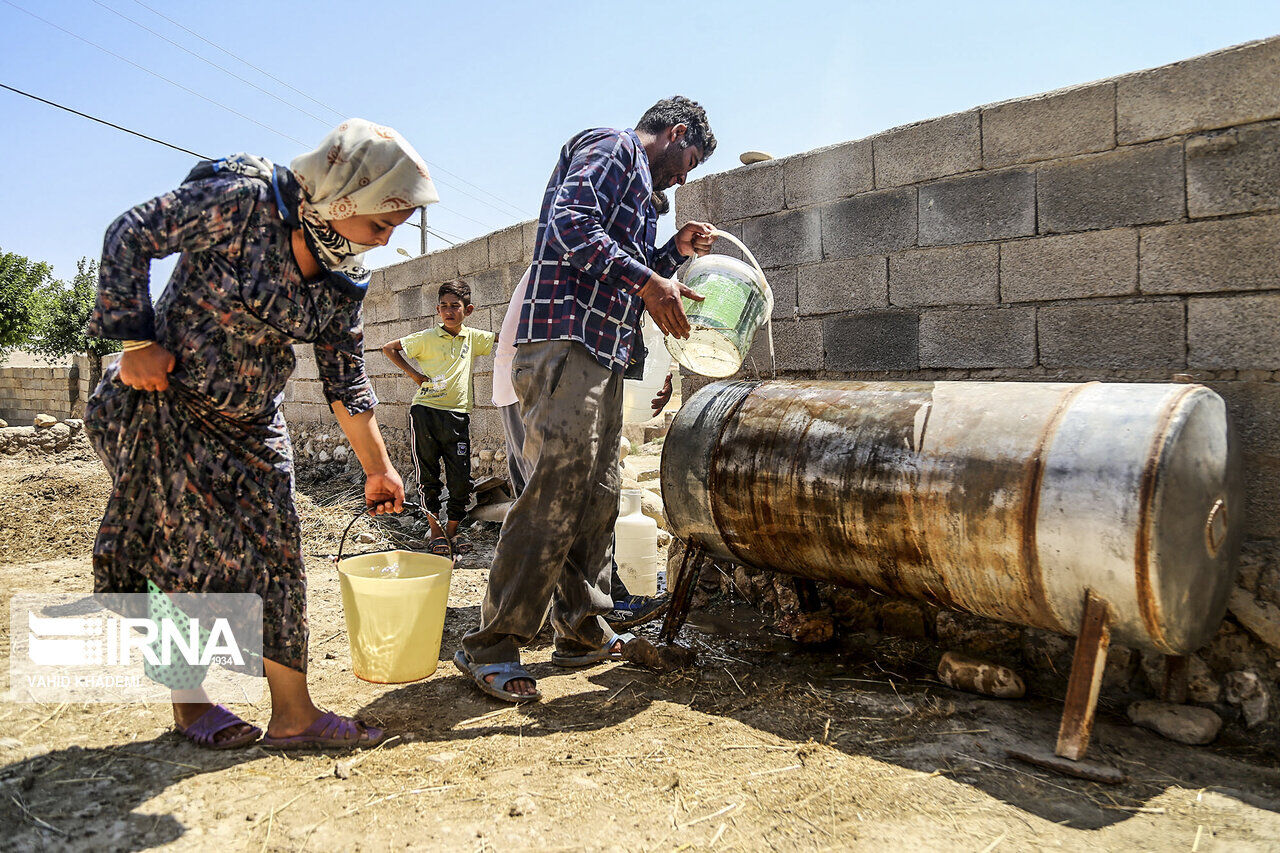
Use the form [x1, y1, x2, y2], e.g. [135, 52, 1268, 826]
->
[614, 489, 658, 596]
[622, 316, 672, 423]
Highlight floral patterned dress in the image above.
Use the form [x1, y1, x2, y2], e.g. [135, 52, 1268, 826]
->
[85, 169, 377, 672]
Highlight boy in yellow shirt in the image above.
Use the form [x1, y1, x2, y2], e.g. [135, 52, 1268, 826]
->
[381, 281, 495, 554]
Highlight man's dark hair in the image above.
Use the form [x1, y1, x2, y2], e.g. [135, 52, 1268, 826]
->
[438, 280, 471, 306]
[637, 96, 716, 161]
[651, 190, 670, 216]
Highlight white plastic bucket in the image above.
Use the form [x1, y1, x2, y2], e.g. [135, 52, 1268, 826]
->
[665, 230, 773, 378]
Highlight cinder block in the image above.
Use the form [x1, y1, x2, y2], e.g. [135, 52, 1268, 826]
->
[1186, 121, 1280, 218]
[472, 372, 494, 408]
[1211, 381, 1280, 459]
[820, 187, 916, 259]
[706, 160, 784, 221]
[918, 169, 1035, 246]
[426, 247, 459, 283]
[1242, 462, 1280, 538]
[383, 258, 427, 293]
[797, 256, 888, 316]
[873, 111, 981, 187]
[1188, 294, 1280, 369]
[744, 317, 823, 373]
[1117, 37, 1280, 145]
[522, 220, 538, 259]
[674, 179, 708, 228]
[488, 224, 526, 267]
[469, 307, 494, 334]
[919, 307, 1036, 368]
[292, 356, 319, 382]
[741, 207, 821, 268]
[783, 140, 874, 208]
[1140, 215, 1280, 294]
[1000, 229, 1138, 302]
[823, 311, 918, 371]
[1037, 142, 1184, 233]
[981, 82, 1116, 168]
[467, 265, 511, 308]
[764, 267, 798, 321]
[888, 244, 998, 307]
[1038, 301, 1185, 369]
[469, 407, 505, 449]
[395, 287, 422, 321]
[453, 237, 490, 277]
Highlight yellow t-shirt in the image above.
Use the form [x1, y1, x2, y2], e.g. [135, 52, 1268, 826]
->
[401, 324, 496, 413]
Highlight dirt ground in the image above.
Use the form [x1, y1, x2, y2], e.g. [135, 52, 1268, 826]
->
[2, 447, 1280, 852]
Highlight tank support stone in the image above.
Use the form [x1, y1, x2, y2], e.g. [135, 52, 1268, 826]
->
[1162, 655, 1190, 703]
[1055, 590, 1113, 760]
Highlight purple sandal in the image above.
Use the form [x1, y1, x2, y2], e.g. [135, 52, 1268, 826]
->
[176, 704, 262, 750]
[260, 711, 386, 750]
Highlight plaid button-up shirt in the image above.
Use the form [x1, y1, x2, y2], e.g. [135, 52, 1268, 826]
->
[517, 127, 685, 371]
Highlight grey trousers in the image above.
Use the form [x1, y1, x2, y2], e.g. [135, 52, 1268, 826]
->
[462, 341, 622, 663]
[497, 402, 530, 497]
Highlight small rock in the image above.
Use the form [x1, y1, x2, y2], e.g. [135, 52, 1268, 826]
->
[0, 737, 21, 749]
[879, 600, 927, 639]
[508, 795, 537, 817]
[64, 418, 82, 432]
[317, 450, 331, 463]
[619, 436, 631, 461]
[495, 450, 506, 463]
[0, 418, 8, 428]
[303, 441, 314, 455]
[354, 531, 376, 544]
[324, 652, 336, 660]
[620, 636, 696, 672]
[656, 529, 672, 547]
[1128, 700, 1222, 745]
[334, 761, 352, 779]
[779, 611, 835, 644]
[1187, 655, 1220, 704]
[33, 414, 57, 428]
[333, 445, 348, 461]
[621, 476, 642, 491]
[639, 489, 666, 531]
[1223, 671, 1270, 728]
[638, 468, 660, 482]
[470, 455, 481, 468]
[479, 449, 495, 463]
[938, 651, 1026, 699]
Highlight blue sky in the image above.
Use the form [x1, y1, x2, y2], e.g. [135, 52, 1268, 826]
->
[3, 0, 1280, 287]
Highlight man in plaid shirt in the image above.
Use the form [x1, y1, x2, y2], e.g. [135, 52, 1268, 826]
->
[457, 97, 718, 701]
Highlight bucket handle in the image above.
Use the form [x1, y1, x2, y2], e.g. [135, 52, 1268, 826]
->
[704, 227, 777, 379]
[336, 500, 452, 563]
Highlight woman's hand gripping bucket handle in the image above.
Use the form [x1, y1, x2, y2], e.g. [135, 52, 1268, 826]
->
[703, 228, 778, 379]
[336, 501, 452, 564]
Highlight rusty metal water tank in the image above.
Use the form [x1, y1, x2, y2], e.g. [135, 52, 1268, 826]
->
[661, 379, 1243, 655]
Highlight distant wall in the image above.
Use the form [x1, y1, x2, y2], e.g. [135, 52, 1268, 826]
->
[673, 36, 1280, 546]
[0, 356, 93, 426]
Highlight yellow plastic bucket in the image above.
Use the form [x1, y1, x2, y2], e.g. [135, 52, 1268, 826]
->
[335, 507, 452, 684]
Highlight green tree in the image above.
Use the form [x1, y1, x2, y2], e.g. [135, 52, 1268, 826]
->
[0, 247, 52, 360]
[30, 257, 119, 384]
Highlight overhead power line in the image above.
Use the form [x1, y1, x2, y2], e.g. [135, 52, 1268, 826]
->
[0, 82, 209, 159]
[92, 0, 332, 127]
[3, 0, 309, 147]
[126, 0, 529, 221]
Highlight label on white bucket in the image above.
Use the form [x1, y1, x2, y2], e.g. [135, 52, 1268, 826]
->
[685, 272, 749, 329]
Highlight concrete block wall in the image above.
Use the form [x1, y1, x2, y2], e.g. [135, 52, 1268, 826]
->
[674, 36, 1280, 546]
[0, 363, 80, 425]
[283, 221, 536, 477]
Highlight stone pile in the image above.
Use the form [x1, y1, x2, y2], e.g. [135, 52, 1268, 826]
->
[0, 414, 86, 455]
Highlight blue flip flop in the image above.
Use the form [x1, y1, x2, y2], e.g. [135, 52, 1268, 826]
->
[453, 650, 541, 703]
[551, 632, 635, 668]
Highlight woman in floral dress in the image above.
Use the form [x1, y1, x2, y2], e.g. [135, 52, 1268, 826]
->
[86, 119, 438, 749]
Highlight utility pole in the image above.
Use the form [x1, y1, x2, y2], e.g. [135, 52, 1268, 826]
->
[420, 207, 428, 255]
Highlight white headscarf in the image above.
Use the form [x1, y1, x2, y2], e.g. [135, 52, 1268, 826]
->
[289, 118, 439, 286]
